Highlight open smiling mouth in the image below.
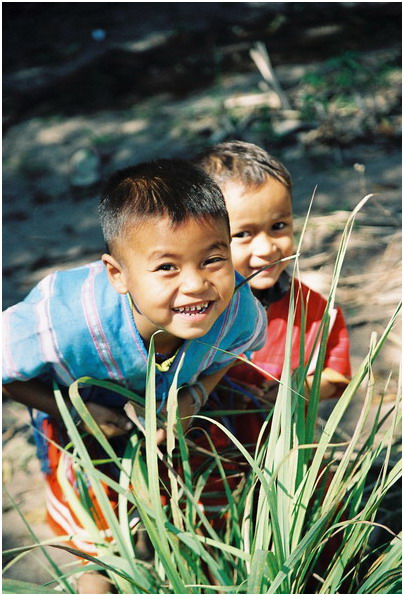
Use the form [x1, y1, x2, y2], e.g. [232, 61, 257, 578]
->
[172, 301, 211, 315]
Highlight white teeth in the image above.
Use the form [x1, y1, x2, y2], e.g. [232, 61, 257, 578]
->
[173, 302, 209, 314]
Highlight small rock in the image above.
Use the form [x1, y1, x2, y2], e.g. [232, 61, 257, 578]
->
[2, 459, 13, 485]
[272, 118, 304, 137]
[70, 148, 100, 188]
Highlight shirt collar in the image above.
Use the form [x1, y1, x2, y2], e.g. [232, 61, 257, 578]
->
[258, 270, 291, 308]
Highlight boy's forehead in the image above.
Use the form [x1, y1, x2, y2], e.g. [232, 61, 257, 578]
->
[122, 215, 230, 252]
[223, 178, 292, 208]
[224, 175, 290, 195]
[125, 213, 228, 233]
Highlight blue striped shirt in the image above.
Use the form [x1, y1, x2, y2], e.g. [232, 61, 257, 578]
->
[3, 261, 266, 408]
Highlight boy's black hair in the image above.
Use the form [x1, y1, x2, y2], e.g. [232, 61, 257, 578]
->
[99, 158, 230, 249]
[195, 140, 292, 191]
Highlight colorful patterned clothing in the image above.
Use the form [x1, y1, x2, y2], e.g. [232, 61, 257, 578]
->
[3, 261, 266, 550]
[3, 261, 266, 403]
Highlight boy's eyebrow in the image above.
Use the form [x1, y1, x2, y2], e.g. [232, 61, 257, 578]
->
[233, 211, 292, 226]
[148, 251, 178, 261]
[271, 211, 293, 219]
[206, 241, 230, 251]
[148, 241, 229, 261]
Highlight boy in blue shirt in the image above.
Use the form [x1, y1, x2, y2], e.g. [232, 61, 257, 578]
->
[3, 159, 266, 592]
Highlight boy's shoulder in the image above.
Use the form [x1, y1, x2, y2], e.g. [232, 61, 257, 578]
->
[3, 261, 135, 386]
[268, 277, 332, 325]
[20, 261, 103, 300]
[206, 271, 266, 341]
[271, 277, 328, 309]
[37, 260, 111, 299]
[49, 259, 104, 285]
[20, 260, 120, 325]
[295, 278, 325, 299]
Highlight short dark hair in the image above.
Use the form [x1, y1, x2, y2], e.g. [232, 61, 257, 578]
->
[99, 158, 230, 249]
[196, 140, 292, 190]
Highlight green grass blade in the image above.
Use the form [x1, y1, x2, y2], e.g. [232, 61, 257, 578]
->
[2, 579, 64, 594]
[357, 533, 402, 594]
[290, 302, 402, 548]
[320, 334, 378, 512]
[73, 376, 145, 407]
[56, 452, 110, 549]
[166, 351, 187, 532]
[247, 549, 269, 593]
[53, 383, 146, 592]
[143, 333, 188, 593]
[68, 381, 124, 469]
[118, 434, 141, 559]
[48, 544, 154, 592]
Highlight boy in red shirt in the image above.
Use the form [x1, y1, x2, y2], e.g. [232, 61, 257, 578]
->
[196, 140, 351, 426]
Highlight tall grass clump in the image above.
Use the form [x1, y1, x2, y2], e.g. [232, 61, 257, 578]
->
[3, 197, 402, 594]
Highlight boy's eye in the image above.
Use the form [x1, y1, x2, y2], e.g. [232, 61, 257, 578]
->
[232, 231, 250, 239]
[156, 263, 176, 272]
[204, 256, 227, 266]
[272, 222, 287, 231]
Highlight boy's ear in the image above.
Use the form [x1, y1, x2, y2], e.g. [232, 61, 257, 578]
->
[102, 253, 128, 294]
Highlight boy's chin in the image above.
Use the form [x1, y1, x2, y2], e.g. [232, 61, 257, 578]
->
[170, 322, 215, 341]
[250, 277, 279, 292]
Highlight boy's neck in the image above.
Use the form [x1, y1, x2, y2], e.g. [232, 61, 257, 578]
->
[129, 298, 183, 355]
[153, 332, 183, 356]
[252, 271, 291, 307]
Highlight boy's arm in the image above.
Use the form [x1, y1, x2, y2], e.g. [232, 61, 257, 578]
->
[309, 305, 351, 400]
[305, 368, 350, 401]
[169, 363, 234, 432]
[3, 380, 62, 419]
[3, 380, 134, 438]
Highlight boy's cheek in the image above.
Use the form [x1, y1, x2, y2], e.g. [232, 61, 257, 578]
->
[229, 248, 249, 275]
[224, 269, 237, 299]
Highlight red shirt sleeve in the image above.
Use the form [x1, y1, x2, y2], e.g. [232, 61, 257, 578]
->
[228, 280, 351, 387]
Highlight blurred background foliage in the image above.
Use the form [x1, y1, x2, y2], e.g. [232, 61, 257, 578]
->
[2, 2, 401, 323]
[3, 3, 401, 121]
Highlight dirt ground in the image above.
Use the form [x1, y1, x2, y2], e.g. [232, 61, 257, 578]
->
[2, 3, 402, 586]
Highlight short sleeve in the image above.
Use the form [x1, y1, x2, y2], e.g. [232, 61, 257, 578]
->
[2, 274, 75, 386]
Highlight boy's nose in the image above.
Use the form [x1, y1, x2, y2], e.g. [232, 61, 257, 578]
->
[252, 233, 275, 257]
[180, 271, 208, 294]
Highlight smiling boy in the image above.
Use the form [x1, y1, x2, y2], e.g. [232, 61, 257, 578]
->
[103, 213, 234, 348]
[2, 158, 266, 592]
[188, 142, 352, 524]
[221, 171, 294, 296]
[197, 140, 351, 403]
